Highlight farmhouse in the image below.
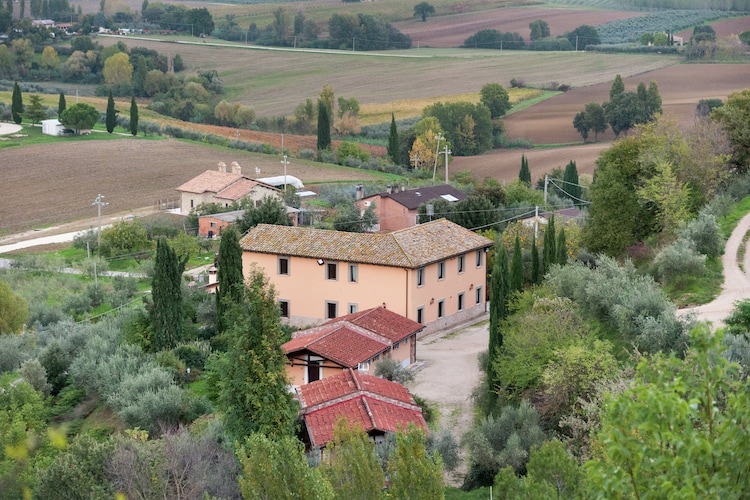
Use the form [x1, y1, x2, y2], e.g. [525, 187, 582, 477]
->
[297, 368, 427, 450]
[355, 184, 467, 232]
[175, 162, 280, 215]
[240, 218, 493, 334]
[282, 307, 424, 388]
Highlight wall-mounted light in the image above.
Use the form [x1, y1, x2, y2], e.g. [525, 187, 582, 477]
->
[317, 258, 324, 265]
[469, 284, 474, 290]
[430, 298, 434, 304]
[382, 302, 386, 309]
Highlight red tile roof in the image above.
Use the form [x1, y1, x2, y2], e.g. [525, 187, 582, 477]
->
[216, 178, 263, 201]
[298, 369, 427, 448]
[176, 170, 244, 194]
[326, 307, 424, 343]
[282, 325, 389, 368]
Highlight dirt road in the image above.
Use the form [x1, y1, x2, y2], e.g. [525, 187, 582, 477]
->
[409, 316, 488, 485]
[680, 211, 750, 326]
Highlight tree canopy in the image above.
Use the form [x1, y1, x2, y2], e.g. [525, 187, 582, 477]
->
[60, 103, 99, 134]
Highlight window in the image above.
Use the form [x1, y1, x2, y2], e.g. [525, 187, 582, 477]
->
[416, 306, 424, 324]
[417, 268, 425, 287]
[476, 286, 482, 305]
[326, 262, 338, 280]
[403, 337, 409, 345]
[348, 303, 358, 314]
[358, 362, 370, 372]
[255, 200, 261, 208]
[190, 199, 194, 208]
[458, 255, 465, 274]
[476, 249, 483, 268]
[210, 221, 216, 228]
[437, 299, 445, 318]
[278, 256, 289, 275]
[348, 264, 358, 283]
[394, 341, 400, 350]
[307, 356, 322, 383]
[326, 301, 338, 319]
[458, 292, 465, 311]
[279, 300, 289, 318]
[437, 261, 445, 280]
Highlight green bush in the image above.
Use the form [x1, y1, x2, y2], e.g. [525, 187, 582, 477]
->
[654, 238, 707, 284]
[680, 209, 723, 258]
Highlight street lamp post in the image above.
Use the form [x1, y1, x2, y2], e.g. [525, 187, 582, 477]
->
[432, 133, 442, 181]
[443, 145, 452, 183]
[281, 155, 289, 192]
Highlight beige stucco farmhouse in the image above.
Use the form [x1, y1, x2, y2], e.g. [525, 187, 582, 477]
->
[239, 218, 493, 335]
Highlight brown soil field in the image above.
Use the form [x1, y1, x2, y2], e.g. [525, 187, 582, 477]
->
[675, 15, 750, 39]
[456, 63, 750, 182]
[0, 139, 387, 234]
[396, 8, 645, 48]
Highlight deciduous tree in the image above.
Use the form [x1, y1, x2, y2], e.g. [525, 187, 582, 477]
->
[323, 418, 386, 499]
[237, 195, 290, 233]
[40, 46, 59, 70]
[103, 51, 133, 86]
[712, 89, 750, 173]
[480, 83, 511, 119]
[388, 425, 444, 499]
[0, 279, 27, 334]
[529, 19, 550, 41]
[413, 1, 435, 22]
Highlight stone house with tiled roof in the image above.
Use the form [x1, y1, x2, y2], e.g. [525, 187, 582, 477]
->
[175, 162, 280, 215]
[297, 368, 427, 449]
[355, 184, 467, 232]
[240, 218, 493, 334]
[282, 307, 424, 388]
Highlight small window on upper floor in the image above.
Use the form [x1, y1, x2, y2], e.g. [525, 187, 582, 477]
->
[476, 249, 483, 268]
[326, 262, 338, 281]
[278, 256, 289, 276]
[279, 300, 290, 318]
[437, 261, 445, 281]
[458, 254, 465, 274]
[417, 268, 425, 287]
[348, 264, 358, 283]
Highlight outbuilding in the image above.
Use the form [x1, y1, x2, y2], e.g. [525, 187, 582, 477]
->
[41, 119, 66, 136]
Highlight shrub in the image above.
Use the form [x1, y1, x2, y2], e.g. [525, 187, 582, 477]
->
[374, 357, 415, 384]
[19, 358, 52, 398]
[653, 238, 706, 284]
[679, 209, 723, 258]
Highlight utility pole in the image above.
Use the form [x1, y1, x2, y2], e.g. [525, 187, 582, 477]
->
[544, 175, 549, 204]
[92, 193, 109, 256]
[443, 145, 452, 183]
[432, 133, 442, 181]
[281, 155, 289, 192]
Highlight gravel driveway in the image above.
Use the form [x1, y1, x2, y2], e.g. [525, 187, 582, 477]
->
[409, 316, 488, 485]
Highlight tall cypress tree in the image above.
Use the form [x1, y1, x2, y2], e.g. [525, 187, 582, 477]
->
[216, 227, 245, 335]
[556, 227, 567, 265]
[531, 233, 540, 285]
[387, 113, 399, 164]
[510, 234, 524, 293]
[57, 92, 66, 117]
[519, 154, 531, 186]
[563, 160, 581, 205]
[105, 90, 117, 133]
[542, 215, 556, 275]
[488, 244, 509, 406]
[316, 99, 331, 151]
[150, 238, 187, 352]
[11, 81, 22, 125]
[129, 95, 138, 136]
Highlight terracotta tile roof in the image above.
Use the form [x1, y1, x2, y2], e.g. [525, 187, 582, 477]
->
[363, 184, 467, 210]
[216, 178, 264, 201]
[175, 170, 244, 194]
[240, 218, 493, 268]
[324, 307, 424, 343]
[298, 370, 427, 447]
[282, 325, 389, 368]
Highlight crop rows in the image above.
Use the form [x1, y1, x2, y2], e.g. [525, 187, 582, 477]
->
[596, 9, 731, 42]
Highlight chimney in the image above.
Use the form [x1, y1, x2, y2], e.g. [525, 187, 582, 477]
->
[400, 184, 405, 192]
[231, 161, 241, 175]
[355, 185, 363, 201]
[386, 185, 392, 194]
[217, 162, 226, 173]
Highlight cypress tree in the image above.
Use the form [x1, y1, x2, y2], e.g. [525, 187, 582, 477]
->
[11, 81, 22, 125]
[610, 74, 625, 99]
[105, 90, 117, 133]
[563, 160, 581, 205]
[531, 233, 540, 284]
[510, 234, 523, 293]
[557, 226, 567, 265]
[150, 238, 187, 352]
[216, 227, 245, 335]
[519, 154, 531, 186]
[316, 99, 331, 151]
[488, 244, 509, 405]
[387, 113, 399, 164]
[58, 92, 66, 117]
[542, 215, 556, 275]
[129, 95, 138, 136]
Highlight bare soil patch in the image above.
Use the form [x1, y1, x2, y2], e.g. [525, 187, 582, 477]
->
[0, 138, 385, 234]
[397, 8, 645, 48]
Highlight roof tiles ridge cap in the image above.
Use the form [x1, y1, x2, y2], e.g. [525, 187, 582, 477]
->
[303, 391, 361, 413]
[365, 392, 421, 411]
[385, 231, 417, 268]
[361, 397, 377, 431]
[344, 322, 392, 346]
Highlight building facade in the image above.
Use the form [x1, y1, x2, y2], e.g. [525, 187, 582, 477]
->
[240, 218, 493, 335]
